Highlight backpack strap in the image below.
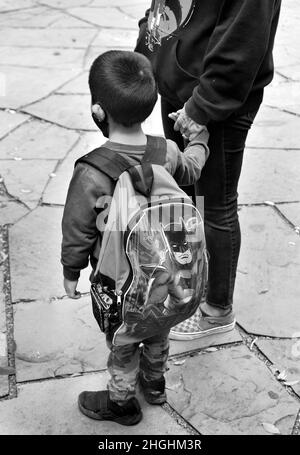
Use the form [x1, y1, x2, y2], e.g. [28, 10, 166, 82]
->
[143, 135, 167, 165]
[75, 147, 132, 181]
[75, 136, 167, 194]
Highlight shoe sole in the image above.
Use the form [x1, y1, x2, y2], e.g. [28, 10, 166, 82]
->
[169, 320, 236, 341]
[78, 398, 143, 426]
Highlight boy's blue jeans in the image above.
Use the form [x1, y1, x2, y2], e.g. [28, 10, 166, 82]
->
[161, 98, 258, 311]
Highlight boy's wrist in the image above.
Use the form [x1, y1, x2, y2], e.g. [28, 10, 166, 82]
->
[63, 266, 80, 281]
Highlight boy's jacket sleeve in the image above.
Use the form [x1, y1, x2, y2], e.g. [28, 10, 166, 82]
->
[165, 128, 210, 185]
[61, 164, 112, 281]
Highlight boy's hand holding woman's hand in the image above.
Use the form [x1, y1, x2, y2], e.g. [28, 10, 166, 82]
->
[168, 106, 207, 141]
[64, 278, 81, 299]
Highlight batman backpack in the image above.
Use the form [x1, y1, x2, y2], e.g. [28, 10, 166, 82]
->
[75, 135, 208, 346]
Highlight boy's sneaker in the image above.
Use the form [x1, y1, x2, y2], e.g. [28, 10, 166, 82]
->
[169, 307, 236, 341]
[139, 372, 167, 405]
[78, 390, 142, 426]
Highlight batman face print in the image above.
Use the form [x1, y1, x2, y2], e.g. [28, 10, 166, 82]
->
[164, 226, 192, 265]
[162, 218, 195, 266]
[146, 0, 195, 51]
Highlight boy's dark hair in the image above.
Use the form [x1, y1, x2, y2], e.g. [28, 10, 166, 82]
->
[89, 50, 158, 127]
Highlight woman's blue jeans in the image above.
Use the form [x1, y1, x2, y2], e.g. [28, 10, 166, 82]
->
[161, 98, 258, 311]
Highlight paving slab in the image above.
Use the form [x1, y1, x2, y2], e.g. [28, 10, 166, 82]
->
[0, 46, 85, 70]
[0, 372, 190, 435]
[92, 28, 138, 49]
[166, 345, 299, 435]
[277, 203, 300, 228]
[0, 111, 28, 140]
[246, 105, 300, 149]
[0, 27, 96, 49]
[273, 43, 300, 69]
[0, 66, 79, 109]
[84, 45, 118, 69]
[256, 339, 300, 396]
[263, 81, 300, 114]
[0, 7, 64, 28]
[15, 296, 106, 382]
[238, 147, 300, 204]
[89, 0, 145, 6]
[25, 94, 95, 130]
[0, 199, 29, 225]
[0, 0, 36, 11]
[9, 206, 90, 302]
[14, 293, 242, 383]
[0, 159, 56, 210]
[49, 15, 96, 29]
[234, 205, 300, 337]
[68, 7, 138, 29]
[43, 131, 104, 205]
[56, 71, 89, 94]
[121, 4, 148, 20]
[0, 6, 65, 28]
[277, 64, 300, 81]
[0, 119, 79, 160]
[0, 159, 55, 209]
[23, 0, 93, 10]
[170, 329, 242, 357]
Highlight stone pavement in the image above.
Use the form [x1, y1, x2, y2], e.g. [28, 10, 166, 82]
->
[0, 0, 300, 437]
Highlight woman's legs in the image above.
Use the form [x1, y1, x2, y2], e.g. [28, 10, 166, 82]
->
[161, 98, 257, 335]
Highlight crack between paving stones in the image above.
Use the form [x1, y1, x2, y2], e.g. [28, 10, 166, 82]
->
[246, 146, 300, 150]
[168, 341, 244, 361]
[236, 321, 300, 341]
[37, 1, 102, 29]
[39, 135, 81, 204]
[0, 226, 17, 399]
[16, 367, 108, 385]
[274, 70, 295, 82]
[292, 408, 300, 435]
[0, 44, 89, 50]
[0, 116, 31, 143]
[19, 69, 85, 111]
[161, 402, 201, 435]
[237, 324, 300, 404]
[12, 299, 37, 304]
[272, 204, 300, 234]
[266, 104, 300, 118]
[82, 28, 100, 69]
[238, 203, 300, 233]
[0, 5, 40, 15]
[14, 109, 95, 132]
[0, 178, 31, 212]
[0, 158, 62, 162]
[238, 201, 300, 208]
[116, 6, 138, 21]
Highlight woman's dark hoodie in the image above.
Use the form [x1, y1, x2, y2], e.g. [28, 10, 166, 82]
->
[135, 0, 282, 125]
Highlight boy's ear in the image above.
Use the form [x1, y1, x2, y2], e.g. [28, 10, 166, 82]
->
[91, 103, 106, 121]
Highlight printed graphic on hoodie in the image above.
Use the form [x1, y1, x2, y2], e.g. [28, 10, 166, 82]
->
[146, 0, 195, 50]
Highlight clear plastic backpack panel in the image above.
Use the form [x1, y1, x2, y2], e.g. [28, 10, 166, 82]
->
[124, 202, 206, 336]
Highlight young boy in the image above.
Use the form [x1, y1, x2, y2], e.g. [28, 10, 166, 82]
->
[61, 50, 209, 426]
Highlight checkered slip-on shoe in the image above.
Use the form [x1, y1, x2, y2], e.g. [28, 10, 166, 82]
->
[169, 307, 236, 341]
